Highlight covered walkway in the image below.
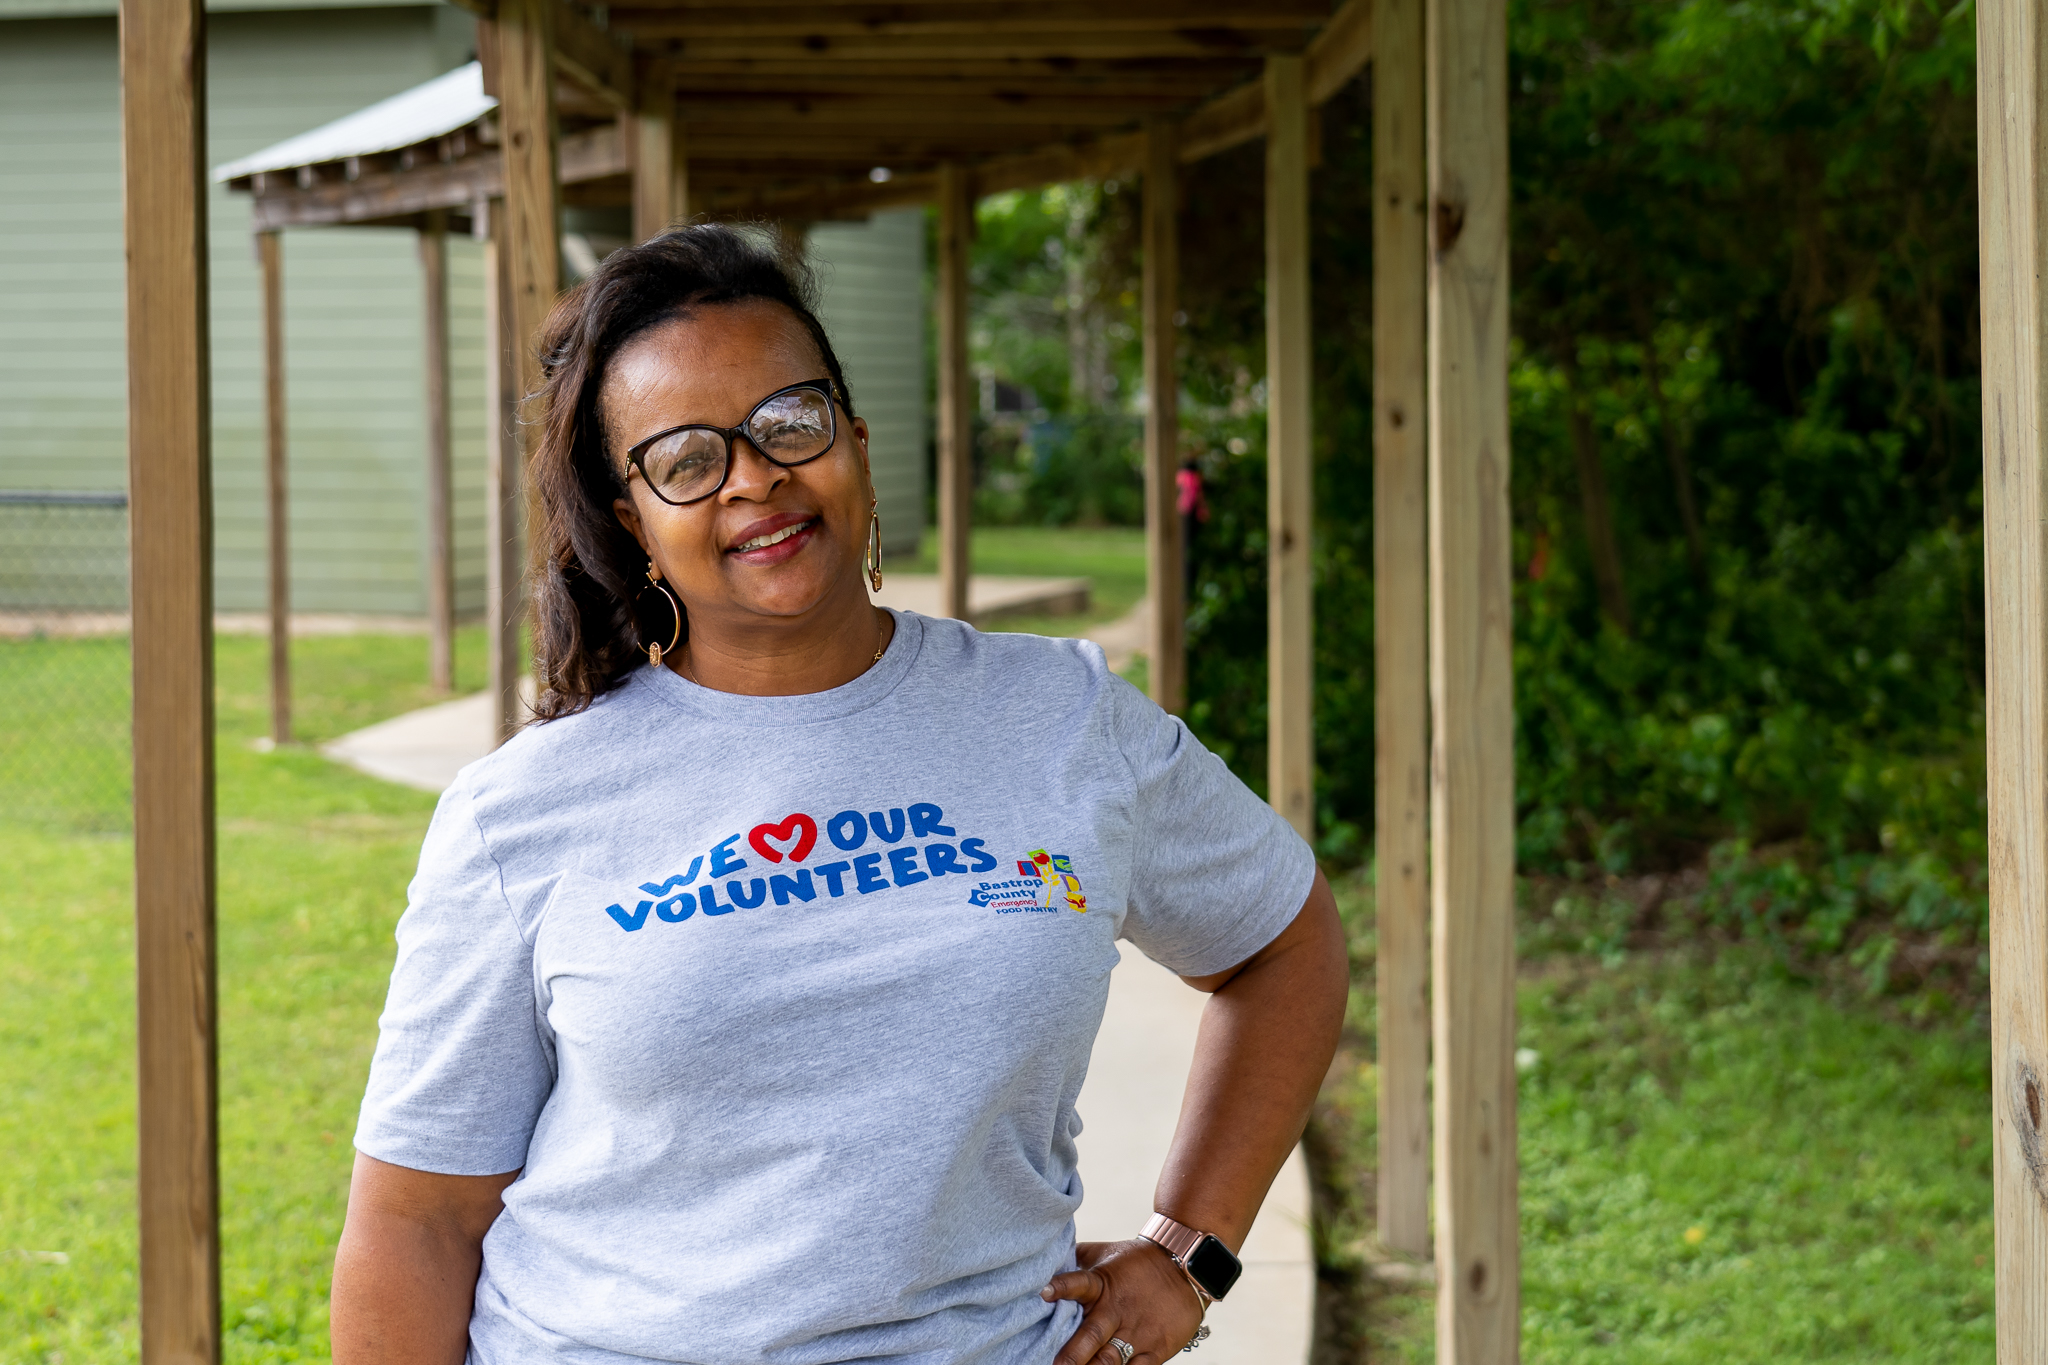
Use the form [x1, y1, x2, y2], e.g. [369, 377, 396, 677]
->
[116, 0, 2048, 1361]
[124, 1, 1519, 1359]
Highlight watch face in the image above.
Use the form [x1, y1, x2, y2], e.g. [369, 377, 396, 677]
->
[1186, 1234, 1243, 1300]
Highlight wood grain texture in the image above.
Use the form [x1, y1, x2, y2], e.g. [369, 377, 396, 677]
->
[550, 0, 634, 111]
[494, 0, 561, 409]
[936, 162, 973, 621]
[1141, 118, 1184, 714]
[1372, 0, 1430, 1261]
[121, 0, 221, 1355]
[1977, 2, 2048, 1356]
[1426, 0, 1518, 1358]
[632, 82, 690, 240]
[489, 0, 559, 745]
[1264, 54, 1314, 839]
[258, 229, 291, 746]
[482, 205, 524, 746]
[420, 215, 456, 692]
[1307, 0, 1373, 103]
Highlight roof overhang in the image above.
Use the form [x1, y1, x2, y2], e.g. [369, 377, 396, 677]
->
[219, 0, 1373, 229]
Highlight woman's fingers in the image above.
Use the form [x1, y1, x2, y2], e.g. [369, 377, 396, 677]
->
[1050, 1304, 1119, 1365]
[1042, 1268, 1106, 1306]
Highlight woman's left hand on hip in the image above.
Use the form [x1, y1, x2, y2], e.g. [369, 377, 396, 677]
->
[1043, 1238, 1205, 1365]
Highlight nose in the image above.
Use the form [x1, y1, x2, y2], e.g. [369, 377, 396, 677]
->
[718, 437, 790, 502]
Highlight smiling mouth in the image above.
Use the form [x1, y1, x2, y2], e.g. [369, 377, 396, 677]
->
[732, 518, 816, 553]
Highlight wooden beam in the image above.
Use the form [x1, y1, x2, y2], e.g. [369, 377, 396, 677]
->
[1371, 0, 1429, 1262]
[242, 122, 625, 231]
[1182, 77, 1265, 162]
[936, 162, 973, 622]
[1307, 0, 1373, 103]
[1142, 117, 1184, 714]
[673, 92, 1194, 124]
[1177, 0, 1370, 163]
[637, 31, 1299, 61]
[551, 0, 635, 111]
[487, 0, 560, 745]
[657, 63, 1252, 94]
[420, 214, 456, 693]
[1978, 0, 2048, 1353]
[631, 80, 685, 239]
[674, 128, 1133, 161]
[973, 132, 1143, 196]
[121, 0, 220, 1355]
[697, 171, 937, 221]
[257, 230, 291, 745]
[467, 0, 632, 111]
[482, 202, 522, 747]
[1265, 53, 1313, 838]
[612, 1, 1329, 38]
[1427, 0, 1517, 1358]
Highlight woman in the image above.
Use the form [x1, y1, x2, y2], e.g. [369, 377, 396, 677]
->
[331, 225, 1347, 1365]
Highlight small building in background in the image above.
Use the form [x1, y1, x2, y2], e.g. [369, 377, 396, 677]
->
[0, 0, 926, 621]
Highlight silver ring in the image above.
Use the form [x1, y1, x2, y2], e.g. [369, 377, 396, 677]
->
[1107, 1338, 1135, 1365]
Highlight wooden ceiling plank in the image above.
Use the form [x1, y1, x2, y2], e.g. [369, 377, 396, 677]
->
[627, 32, 1304, 60]
[657, 60, 1252, 86]
[674, 94, 1193, 123]
[607, 0, 1330, 31]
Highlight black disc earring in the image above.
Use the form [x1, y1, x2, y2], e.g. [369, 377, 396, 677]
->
[634, 560, 683, 666]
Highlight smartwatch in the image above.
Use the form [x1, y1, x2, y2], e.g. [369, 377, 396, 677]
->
[1140, 1212, 1243, 1304]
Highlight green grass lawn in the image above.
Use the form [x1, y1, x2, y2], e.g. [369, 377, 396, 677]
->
[1327, 874, 1995, 1363]
[2, 622, 1994, 1363]
[881, 524, 1148, 636]
[2, 629, 486, 1363]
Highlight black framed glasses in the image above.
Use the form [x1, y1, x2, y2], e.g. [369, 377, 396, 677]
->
[623, 378, 844, 507]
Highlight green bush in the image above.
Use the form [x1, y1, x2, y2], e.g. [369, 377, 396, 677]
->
[1171, 1, 1987, 951]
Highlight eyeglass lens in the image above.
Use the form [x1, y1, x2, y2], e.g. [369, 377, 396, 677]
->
[638, 386, 836, 504]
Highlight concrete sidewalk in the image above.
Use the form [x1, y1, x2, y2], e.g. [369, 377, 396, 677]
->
[322, 603, 1313, 1362]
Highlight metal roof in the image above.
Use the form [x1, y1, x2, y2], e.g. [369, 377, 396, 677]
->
[212, 62, 493, 182]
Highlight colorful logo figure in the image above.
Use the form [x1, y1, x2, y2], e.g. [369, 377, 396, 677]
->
[1019, 849, 1087, 913]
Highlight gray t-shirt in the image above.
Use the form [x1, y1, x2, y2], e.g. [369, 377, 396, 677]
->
[356, 611, 1315, 1365]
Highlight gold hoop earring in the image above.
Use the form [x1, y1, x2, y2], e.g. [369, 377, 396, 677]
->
[865, 499, 884, 592]
[634, 559, 683, 666]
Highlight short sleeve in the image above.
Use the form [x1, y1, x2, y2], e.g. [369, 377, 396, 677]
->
[353, 779, 554, 1175]
[1109, 676, 1318, 977]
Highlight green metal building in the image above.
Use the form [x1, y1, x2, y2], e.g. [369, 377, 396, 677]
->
[0, 0, 926, 618]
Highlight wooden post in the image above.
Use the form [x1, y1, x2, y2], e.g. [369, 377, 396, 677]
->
[121, 0, 220, 1355]
[484, 0, 560, 744]
[1373, 0, 1431, 1260]
[1427, 0, 1517, 1358]
[1142, 118, 1185, 712]
[936, 162, 973, 622]
[483, 201, 521, 744]
[1265, 54, 1314, 838]
[1978, 1, 2048, 1354]
[257, 229, 291, 746]
[420, 212, 455, 692]
[632, 80, 689, 241]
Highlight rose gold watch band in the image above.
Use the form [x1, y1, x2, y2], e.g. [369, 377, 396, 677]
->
[1139, 1212, 1215, 1308]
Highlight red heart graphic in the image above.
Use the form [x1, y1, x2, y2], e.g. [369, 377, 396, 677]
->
[748, 813, 817, 864]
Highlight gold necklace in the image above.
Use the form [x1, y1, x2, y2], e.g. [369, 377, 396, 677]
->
[680, 611, 888, 689]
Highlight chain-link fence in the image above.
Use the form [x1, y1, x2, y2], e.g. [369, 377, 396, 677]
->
[1, 492, 133, 833]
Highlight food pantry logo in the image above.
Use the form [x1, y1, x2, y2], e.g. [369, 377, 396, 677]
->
[966, 849, 1088, 915]
[602, 801, 1000, 933]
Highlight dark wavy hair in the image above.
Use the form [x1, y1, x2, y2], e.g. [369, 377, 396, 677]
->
[526, 223, 855, 721]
